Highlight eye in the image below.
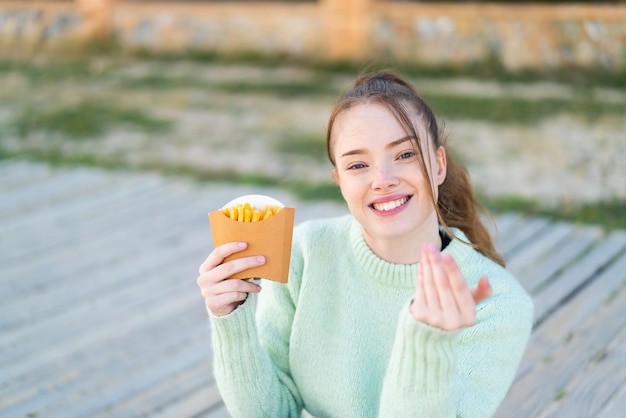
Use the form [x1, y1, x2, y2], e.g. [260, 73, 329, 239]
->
[398, 150, 417, 160]
[347, 162, 367, 170]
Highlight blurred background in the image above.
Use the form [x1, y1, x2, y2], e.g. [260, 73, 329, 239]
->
[0, 0, 624, 225]
[1, 1, 625, 417]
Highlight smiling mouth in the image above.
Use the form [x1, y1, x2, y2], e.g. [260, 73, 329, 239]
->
[371, 196, 411, 212]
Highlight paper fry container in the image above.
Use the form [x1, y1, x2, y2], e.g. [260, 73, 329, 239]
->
[208, 196, 295, 283]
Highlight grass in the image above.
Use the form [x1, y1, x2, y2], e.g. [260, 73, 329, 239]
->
[478, 194, 626, 230]
[215, 80, 339, 98]
[118, 74, 208, 90]
[2, 56, 624, 125]
[119, 75, 625, 124]
[115, 73, 626, 124]
[274, 134, 328, 161]
[554, 389, 567, 401]
[121, 75, 339, 98]
[2, 46, 625, 88]
[425, 94, 626, 124]
[127, 47, 626, 89]
[11, 100, 173, 140]
[0, 58, 114, 85]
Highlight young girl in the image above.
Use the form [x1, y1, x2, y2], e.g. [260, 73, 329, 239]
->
[197, 70, 533, 417]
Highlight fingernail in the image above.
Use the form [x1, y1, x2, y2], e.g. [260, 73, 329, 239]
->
[237, 242, 247, 248]
[256, 256, 266, 264]
[256, 284, 262, 292]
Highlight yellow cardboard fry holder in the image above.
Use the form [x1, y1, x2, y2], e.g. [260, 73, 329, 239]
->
[208, 194, 295, 283]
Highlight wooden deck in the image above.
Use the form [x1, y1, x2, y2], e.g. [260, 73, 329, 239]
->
[1, 160, 625, 418]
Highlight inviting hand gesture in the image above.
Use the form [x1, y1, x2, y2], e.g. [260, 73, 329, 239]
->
[411, 243, 492, 331]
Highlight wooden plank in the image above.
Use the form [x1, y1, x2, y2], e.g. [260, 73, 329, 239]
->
[91, 360, 218, 417]
[0, 160, 54, 191]
[535, 231, 626, 333]
[0, 171, 162, 235]
[0, 177, 208, 283]
[489, 213, 523, 252]
[506, 221, 574, 280]
[0, 277, 197, 396]
[4, 333, 212, 418]
[0, 168, 112, 216]
[496, 249, 626, 417]
[530, 230, 626, 327]
[0, 281, 208, 414]
[0, 188, 198, 288]
[483, 212, 522, 238]
[0, 209, 205, 331]
[519, 232, 626, 368]
[0, 177, 169, 262]
[595, 381, 626, 418]
[0, 238, 205, 373]
[520, 225, 602, 295]
[499, 217, 552, 258]
[149, 383, 226, 418]
[206, 404, 233, 418]
[543, 317, 626, 417]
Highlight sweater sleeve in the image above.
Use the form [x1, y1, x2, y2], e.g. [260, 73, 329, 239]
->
[209, 228, 307, 418]
[209, 288, 303, 417]
[379, 290, 533, 418]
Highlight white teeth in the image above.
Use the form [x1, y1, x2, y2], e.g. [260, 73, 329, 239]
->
[373, 197, 408, 212]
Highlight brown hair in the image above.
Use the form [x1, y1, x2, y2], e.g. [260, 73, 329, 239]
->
[326, 70, 505, 267]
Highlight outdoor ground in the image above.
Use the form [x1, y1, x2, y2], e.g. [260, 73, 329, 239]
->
[0, 55, 624, 220]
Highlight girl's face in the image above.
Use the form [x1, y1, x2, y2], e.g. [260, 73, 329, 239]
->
[331, 103, 447, 252]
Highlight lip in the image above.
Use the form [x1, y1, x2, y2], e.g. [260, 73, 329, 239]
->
[369, 194, 412, 216]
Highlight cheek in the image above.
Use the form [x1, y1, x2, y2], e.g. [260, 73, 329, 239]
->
[335, 173, 365, 202]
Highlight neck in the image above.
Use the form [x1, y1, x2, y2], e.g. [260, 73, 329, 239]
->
[362, 218, 442, 264]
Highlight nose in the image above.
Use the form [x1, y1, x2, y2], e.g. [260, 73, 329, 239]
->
[371, 163, 399, 191]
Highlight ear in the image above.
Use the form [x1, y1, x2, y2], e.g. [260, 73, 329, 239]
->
[436, 146, 447, 186]
[332, 169, 340, 186]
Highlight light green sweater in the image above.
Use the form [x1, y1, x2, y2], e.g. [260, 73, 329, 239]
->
[209, 215, 533, 417]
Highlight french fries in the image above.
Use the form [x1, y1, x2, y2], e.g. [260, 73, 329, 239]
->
[219, 202, 283, 222]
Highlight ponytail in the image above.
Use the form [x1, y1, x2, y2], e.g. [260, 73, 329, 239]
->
[438, 155, 505, 267]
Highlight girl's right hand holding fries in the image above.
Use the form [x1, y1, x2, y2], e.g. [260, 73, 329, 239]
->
[197, 242, 265, 316]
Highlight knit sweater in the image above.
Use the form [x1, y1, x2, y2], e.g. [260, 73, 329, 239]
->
[209, 214, 534, 418]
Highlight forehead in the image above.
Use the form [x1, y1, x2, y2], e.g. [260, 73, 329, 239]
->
[331, 103, 426, 152]
[334, 103, 404, 139]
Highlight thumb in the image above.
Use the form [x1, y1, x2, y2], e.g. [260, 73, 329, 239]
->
[471, 276, 492, 304]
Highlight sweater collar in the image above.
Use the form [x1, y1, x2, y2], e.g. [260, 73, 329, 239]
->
[348, 216, 473, 288]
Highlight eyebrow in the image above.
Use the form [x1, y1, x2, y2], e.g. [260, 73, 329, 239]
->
[339, 136, 415, 158]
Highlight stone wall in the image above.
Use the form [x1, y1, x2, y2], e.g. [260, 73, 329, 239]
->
[0, 0, 625, 70]
[371, 3, 626, 70]
[112, 2, 323, 55]
[0, 1, 79, 51]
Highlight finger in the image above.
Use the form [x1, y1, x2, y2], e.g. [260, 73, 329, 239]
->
[471, 276, 492, 304]
[197, 254, 266, 287]
[441, 253, 476, 325]
[207, 291, 250, 316]
[210, 277, 262, 297]
[201, 278, 262, 315]
[414, 260, 426, 304]
[429, 246, 458, 316]
[421, 244, 441, 310]
[441, 253, 473, 301]
[199, 242, 248, 274]
[411, 259, 427, 320]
